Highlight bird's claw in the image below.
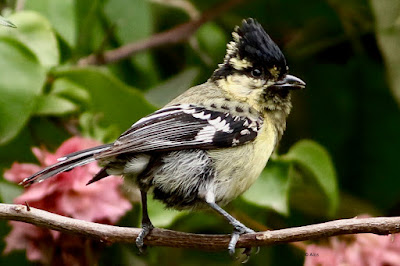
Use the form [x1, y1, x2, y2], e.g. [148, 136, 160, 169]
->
[241, 252, 251, 264]
[228, 224, 258, 263]
[136, 223, 154, 254]
[254, 246, 260, 255]
[228, 232, 241, 257]
[241, 246, 259, 263]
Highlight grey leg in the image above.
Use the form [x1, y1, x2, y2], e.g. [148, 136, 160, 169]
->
[136, 190, 154, 253]
[207, 202, 254, 256]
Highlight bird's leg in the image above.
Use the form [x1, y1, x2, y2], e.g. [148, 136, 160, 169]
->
[207, 201, 255, 257]
[136, 190, 154, 254]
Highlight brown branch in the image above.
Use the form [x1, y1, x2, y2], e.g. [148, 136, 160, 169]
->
[1, 203, 400, 251]
[77, 0, 244, 66]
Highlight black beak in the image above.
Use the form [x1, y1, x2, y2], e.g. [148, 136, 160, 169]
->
[270, 74, 306, 90]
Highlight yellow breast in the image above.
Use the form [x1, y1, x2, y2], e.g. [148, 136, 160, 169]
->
[208, 115, 277, 206]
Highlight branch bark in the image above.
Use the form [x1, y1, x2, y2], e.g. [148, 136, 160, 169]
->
[1, 203, 400, 251]
[78, 0, 244, 66]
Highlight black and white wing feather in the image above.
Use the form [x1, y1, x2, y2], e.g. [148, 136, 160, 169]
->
[96, 104, 263, 159]
[21, 104, 263, 186]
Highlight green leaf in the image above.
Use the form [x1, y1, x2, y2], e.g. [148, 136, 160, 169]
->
[0, 37, 46, 145]
[147, 195, 186, 227]
[285, 140, 338, 216]
[242, 161, 291, 215]
[0, 11, 59, 67]
[0, 181, 23, 204]
[28, 117, 70, 149]
[104, 0, 152, 43]
[145, 67, 200, 107]
[370, 0, 400, 106]
[288, 171, 334, 218]
[34, 94, 79, 115]
[75, 0, 105, 54]
[51, 78, 91, 106]
[79, 112, 120, 144]
[0, 129, 36, 170]
[196, 22, 228, 64]
[53, 67, 155, 135]
[104, 0, 158, 86]
[25, 0, 76, 46]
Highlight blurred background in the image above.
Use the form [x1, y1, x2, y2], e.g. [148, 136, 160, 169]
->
[0, 0, 399, 265]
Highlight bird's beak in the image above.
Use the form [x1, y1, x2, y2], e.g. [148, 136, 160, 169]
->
[270, 74, 306, 90]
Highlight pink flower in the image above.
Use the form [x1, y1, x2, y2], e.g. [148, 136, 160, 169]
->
[305, 218, 400, 266]
[3, 137, 132, 264]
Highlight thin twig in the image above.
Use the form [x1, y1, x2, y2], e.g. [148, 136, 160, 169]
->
[1, 203, 400, 251]
[15, 0, 26, 11]
[233, 210, 307, 250]
[150, 0, 200, 19]
[78, 0, 244, 66]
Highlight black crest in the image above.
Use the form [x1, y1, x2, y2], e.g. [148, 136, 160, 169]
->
[212, 18, 287, 80]
[235, 18, 286, 73]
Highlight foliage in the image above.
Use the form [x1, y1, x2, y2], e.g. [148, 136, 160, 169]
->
[370, 0, 400, 106]
[0, 0, 398, 265]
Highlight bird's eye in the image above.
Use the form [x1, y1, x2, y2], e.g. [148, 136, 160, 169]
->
[251, 68, 262, 78]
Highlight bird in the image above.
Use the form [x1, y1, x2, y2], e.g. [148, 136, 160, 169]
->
[21, 18, 305, 256]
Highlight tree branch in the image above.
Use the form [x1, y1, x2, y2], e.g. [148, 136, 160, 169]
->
[77, 0, 244, 66]
[1, 203, 400, 251]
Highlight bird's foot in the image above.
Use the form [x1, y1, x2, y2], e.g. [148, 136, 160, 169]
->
[228, 222, 258, 263]
[136, 222, 154, 254]
[241, 246, 260, 263]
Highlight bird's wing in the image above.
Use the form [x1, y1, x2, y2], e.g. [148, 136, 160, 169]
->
[95, 104, 263, 159]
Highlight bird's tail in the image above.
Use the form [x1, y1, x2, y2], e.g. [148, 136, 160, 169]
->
[20, 144, 112, 186]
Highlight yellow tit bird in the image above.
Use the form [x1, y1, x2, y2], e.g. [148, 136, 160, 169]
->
[21, 18, 305, 255]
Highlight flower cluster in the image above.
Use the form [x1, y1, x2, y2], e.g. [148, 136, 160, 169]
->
[305, 226, 400, 265]
[3, 137, 132, 264]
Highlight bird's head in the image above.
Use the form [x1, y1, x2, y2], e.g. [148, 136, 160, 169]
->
[211, 18, 305, 112]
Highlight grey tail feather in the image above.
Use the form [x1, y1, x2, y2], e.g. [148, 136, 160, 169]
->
[20, 144, 112, 187]
[86, 167, 109, 185]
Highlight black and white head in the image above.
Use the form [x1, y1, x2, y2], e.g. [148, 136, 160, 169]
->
[211, 18, 305, 111]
